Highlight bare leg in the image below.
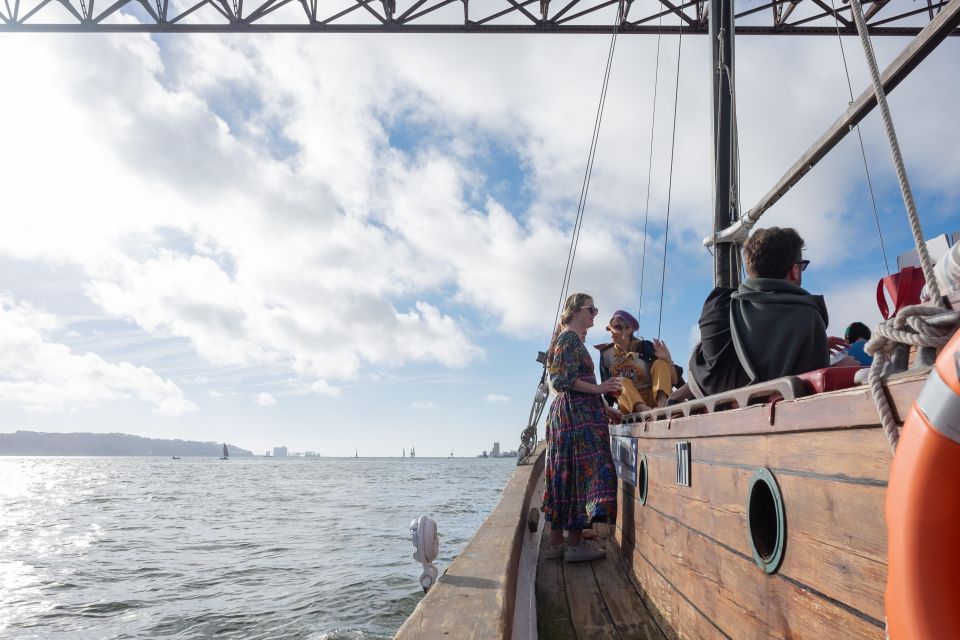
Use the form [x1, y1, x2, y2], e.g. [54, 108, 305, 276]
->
[549, 526, 563, 546]
[567, 529, 583, 547]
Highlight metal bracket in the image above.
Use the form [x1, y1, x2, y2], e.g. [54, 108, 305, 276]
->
[676, 441, 691, 487]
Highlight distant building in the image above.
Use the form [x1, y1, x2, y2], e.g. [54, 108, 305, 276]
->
[265, 450, 271, 457]
[273, 446, 288, 457]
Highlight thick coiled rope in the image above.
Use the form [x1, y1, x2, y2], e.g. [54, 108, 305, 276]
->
[848, 0, 944, 307]
[865, 306, 960, 453]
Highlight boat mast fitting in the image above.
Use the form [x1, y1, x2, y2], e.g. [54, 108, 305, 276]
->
[705, 0, 960, 253]
[711, 0, 740, 289]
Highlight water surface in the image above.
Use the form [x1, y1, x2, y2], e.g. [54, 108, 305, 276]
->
[0, 456, 517, 639]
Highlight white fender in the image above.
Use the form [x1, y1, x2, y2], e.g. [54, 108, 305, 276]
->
[410, 514, 439, 592]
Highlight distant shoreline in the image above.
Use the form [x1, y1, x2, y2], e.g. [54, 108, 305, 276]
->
[0, 431, 253, 457]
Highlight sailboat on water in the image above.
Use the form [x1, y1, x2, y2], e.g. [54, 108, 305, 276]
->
[219, 444, 228, 460]
[410, 446, 416, 458]
[398, 2, 960, 639]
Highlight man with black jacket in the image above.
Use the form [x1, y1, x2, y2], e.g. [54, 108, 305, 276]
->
[688, 227, 854, 398]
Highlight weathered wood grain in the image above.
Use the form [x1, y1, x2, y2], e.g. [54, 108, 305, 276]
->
[617, 533, 727, 640]
[636, 427, 893, 484]
[536, 527, 577, 640]
[592, 539, 667, 640]
[395, 447, 545, 639]
[611, 373, 924, 440]
[623, 500, 883, 639]
[563, 557, 619, 639]
[635, 453, 887, 622]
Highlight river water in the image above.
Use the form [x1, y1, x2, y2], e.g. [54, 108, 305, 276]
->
[0, 456, 518, 639]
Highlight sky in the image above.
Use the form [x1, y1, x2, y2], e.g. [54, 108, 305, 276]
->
[0, 8, 957, 457]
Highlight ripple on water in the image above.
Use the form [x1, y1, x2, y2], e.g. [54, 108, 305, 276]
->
[0, 457, 516, 639]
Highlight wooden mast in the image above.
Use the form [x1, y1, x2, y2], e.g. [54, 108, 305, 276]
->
[711, 0, 741, 289]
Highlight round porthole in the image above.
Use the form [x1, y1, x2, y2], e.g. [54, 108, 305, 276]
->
[747, 468, 786, 574]
[637, 454, 648, 506]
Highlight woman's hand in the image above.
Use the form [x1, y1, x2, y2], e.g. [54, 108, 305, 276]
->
[597, 377, 623, 395]
[652, 338, 672, 363]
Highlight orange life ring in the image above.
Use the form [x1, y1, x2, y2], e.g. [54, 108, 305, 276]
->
[886, 328, 960, 639]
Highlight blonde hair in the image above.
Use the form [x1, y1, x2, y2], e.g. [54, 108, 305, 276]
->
[546, 293, 592, 370]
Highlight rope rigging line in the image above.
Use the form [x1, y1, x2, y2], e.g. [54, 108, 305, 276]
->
[864, 305, 960, 453]
[656, 19, 684, 339]
[829, 0, 891, 276]
[848, 0, 944, 306]
[520, 11, 624, 464]
[549, 14, 623, 336]
[637, 13, 665, 319]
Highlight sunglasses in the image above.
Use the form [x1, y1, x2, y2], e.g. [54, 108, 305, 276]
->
[607, 323, 626, 332]
[579, 305, 599, 316]
[797, 259, 810, 272]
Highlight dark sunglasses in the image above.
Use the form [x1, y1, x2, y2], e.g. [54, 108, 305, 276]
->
[607, 323, 626, 331]
[797, 259, 810, 272]
[579, 305, 599, 316]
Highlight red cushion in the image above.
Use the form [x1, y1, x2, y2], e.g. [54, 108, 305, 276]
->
[796, 367, 865, 394]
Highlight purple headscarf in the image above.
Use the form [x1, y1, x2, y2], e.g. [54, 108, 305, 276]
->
[610, 309, 640, 333]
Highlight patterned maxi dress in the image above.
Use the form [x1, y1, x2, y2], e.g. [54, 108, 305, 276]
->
[543, 329, 618, 530]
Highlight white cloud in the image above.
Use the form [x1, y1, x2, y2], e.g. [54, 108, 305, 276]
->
[0, 30, 956, 406]
[309, 380, 342, 397]
[410, 401, 438, 410]
[255, 392, 277, 407]
[822, 277, 885, 339]
[0, 294, 196, 415]
[484, 394, 511, 403]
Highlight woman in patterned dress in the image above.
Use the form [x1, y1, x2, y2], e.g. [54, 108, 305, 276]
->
[543, 293, 621, 562]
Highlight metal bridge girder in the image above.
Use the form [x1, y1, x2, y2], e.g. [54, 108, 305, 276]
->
[0, 0, 955, 33]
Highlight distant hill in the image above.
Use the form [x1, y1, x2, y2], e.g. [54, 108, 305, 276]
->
[0, 431, 253, 457]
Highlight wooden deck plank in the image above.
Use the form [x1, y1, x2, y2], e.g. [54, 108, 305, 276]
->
[563, 553, 620, 639]
[592, 536, 667, 640]
[536, 527, 577, 640]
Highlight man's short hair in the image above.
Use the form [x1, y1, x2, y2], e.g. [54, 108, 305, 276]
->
[845, 322, 871, 343]
[742, 227, 806, 279]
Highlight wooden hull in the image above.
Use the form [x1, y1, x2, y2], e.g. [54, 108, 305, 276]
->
[395, 446, 545, 639]
[609, 371, 926, 640]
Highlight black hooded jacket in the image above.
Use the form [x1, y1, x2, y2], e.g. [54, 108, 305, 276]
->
[688, 278, 829, 396]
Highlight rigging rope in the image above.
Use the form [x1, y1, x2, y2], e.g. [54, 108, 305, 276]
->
[829, 0, 891, 276]
[656, 21, 684, 339]
[549, 15, 622, 335]
[864, 306, 960, 453]
[848, 0, 944, 305]
[637, 13, 664, 319]
[522, 11, 623, 464]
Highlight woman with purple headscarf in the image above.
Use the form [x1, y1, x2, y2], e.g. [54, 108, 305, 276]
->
[595, 309, 679, 413]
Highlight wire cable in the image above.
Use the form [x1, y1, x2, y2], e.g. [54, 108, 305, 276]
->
[829, 0, 890, 276]
[549, 12, 623, 340]
[637, 13, 665, 320]
[657, 20, 684, 339]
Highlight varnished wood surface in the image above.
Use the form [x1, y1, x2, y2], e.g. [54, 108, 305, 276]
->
[395, 446, 545, 640]
[610, 371, 925, 440]
[609, 374, 921, 639]
[536, 525, 666, 640]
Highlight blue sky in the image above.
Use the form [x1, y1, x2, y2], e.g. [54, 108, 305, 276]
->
[0, 27, 956, 457]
